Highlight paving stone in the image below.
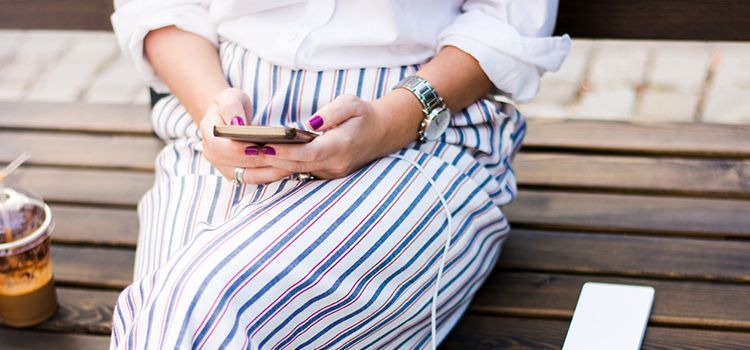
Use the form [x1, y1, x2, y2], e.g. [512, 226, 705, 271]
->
[542, 39, 591, 85]
[635, 89, 698, 122]
[26, 33, 119, 102]
[518, 103, 567, 119]
[0, 60, 39, 100]
[25, 61, 101, 102]
[587, 41, 649, 89]
[567, 88, 635, 120]
[529, 82, 579, 106]
[59, 32, 119, 65]
[84, 55, 147, 104]
[710, 55, 750, 89]
[0, 30, 25, 65]
[14, 30, 72, 65]
[649, 46, 711, 93]
[702, 87, 750, 124]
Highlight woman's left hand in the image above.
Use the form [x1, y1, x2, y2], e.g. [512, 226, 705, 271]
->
[257, 94, 416, 180]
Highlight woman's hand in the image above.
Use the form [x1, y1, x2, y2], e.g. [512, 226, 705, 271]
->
[198, 88, 295, 183]
[259, 92, 423, 180]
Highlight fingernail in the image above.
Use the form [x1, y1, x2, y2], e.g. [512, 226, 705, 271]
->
[309, 115, 323, 130]
[245, 146, 259, 155]
[231, 116, 245, 126]
[262, 146, 276, 155]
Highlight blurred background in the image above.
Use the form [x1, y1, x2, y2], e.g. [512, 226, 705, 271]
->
[1, 30, 748, 125]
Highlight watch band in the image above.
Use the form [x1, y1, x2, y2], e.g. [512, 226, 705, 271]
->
[394, 75, 448, 143]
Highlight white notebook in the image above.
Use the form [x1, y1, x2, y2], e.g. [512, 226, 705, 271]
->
[562, 282, 655, 350]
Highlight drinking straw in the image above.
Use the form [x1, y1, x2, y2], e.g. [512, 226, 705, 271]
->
[1, 153, 31, 243]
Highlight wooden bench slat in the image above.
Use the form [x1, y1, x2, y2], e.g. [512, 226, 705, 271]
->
[499, 230, 750, 283]
[39, 190, 750, 250]
[53, 245, 134, 289]
[472, 272, 750, 331]
[0, 102, 151, 134]
[34, 287, 119, 335]
[0, 328, 111, 350]
[6, 167, 152, 207]
[515, 153, 750, 197]
[52, 205, 138, 247]
[5, 106, 750, 158]
[524, 119, 750, 158]
[48, 229, 750, 291]
[508, 190, 750, 238]
[7, 130, 750, 198]
[442, 315, 750, 349]
[0, 131, 163, 171]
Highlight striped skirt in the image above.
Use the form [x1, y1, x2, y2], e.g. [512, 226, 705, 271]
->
[110, 42, 525, 349]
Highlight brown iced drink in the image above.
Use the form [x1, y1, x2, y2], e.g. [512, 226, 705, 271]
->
[0, 189, 58, 327]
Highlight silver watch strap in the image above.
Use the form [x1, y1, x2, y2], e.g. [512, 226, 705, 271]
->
[393, 75, 448, 142]
[395, 76, 446, 113]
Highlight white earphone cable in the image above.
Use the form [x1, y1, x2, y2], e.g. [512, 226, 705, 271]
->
[387, 154, 453, 350]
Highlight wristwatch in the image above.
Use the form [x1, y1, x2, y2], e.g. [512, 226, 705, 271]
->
[393, 75, 451, 143]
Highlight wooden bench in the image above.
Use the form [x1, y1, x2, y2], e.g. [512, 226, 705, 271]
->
[2, 0, 750, 348]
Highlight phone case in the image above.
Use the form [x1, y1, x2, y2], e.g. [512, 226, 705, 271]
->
[213, 126, 318, 144]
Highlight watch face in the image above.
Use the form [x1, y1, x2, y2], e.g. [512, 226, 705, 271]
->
[424, 109, 451, 141]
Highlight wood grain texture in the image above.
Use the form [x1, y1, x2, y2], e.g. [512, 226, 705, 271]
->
[472, 272, 750, 330]
[0, 0, 113, 31]
[507, 190, 750, 238]
[554, 0, 750, 40]
[0, 102, 151, 134]
[9, 132, 750, 198]
[499, 230, 750, 283]
[524, 119, 750, 158]
[35, 287, 119, 335]
[52, 205, 138, 247]
[4, 167, 152, 207]
[442, 315, 750, 350]
[0, 131, 162, 170]
[515, 153, 750, 197]
[53, 245, 134, 289]
[0, 328, 111, 350]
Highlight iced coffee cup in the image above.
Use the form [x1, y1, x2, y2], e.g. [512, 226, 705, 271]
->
[0, 186, 57, 327]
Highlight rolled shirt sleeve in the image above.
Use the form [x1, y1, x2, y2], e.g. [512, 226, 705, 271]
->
[438, 0, 571, 103]
[111, 0, 217, 93]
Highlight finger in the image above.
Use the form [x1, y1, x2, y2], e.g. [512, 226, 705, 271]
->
[307, 94, 366, 131]
[215, 88, 253, 125]
[215, 164, 285, 184]
[261, 156, 313, 174]
[259, 139, 329, 163]
[201, 113, 270, 168]
[243, 167, 295, 185]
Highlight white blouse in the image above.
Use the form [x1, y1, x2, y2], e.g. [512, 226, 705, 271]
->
[111, 0, 570, 103]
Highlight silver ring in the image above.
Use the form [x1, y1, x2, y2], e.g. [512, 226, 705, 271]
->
[293, 172, 316, 181]
[233, 167, 245, 186]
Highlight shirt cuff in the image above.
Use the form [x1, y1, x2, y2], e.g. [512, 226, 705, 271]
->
[437, 10, 571, 103]
[111, 1, 218, 93]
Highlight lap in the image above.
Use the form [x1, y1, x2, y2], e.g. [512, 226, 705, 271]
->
[125, 148, 508, 349]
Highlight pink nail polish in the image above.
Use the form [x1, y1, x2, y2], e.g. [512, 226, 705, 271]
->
[231, 116, 245, 126]
[245, 146, 259, 155]
[309, 115, 323, 130]
[262, 146, 276, 155]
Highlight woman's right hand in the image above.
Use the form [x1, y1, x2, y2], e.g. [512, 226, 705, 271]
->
[198, 88, 295, 184]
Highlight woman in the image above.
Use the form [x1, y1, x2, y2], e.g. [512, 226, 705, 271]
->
[110, 1, 569, 349]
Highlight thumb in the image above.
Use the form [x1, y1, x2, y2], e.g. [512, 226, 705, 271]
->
[307, 94, 365, 131]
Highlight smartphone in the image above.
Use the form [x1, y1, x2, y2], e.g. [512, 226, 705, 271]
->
[213, 125, 318, 144]
[562, 282, 655, 350]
